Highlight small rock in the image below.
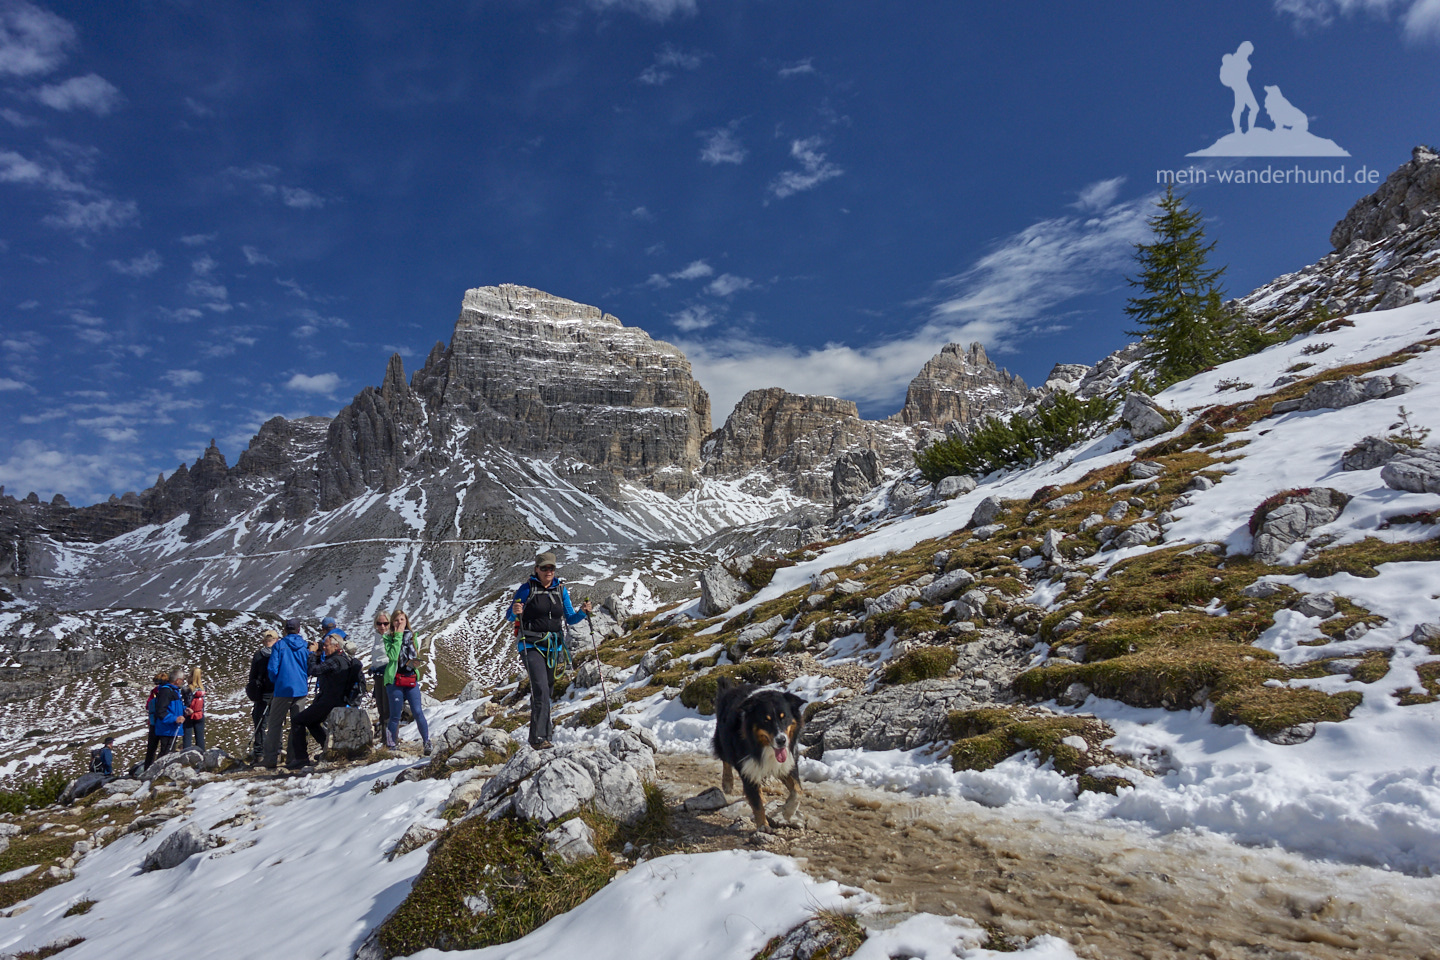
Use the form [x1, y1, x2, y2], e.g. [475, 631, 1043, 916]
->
[936, 475, 977, 499]
[1293, 593, 1338, 619]
[967, 496, 1005, 529]
[684, 787, 731, 812]
[920, 568, 977, 604]
[1121, 392, 1176, 440]
[1040, 529, 1066, 560]
[457, 680, 488, 702]
[1186, 476, 1215, 492]
[142, 823, 218, 871]
[972, 523, 1005, 541]
[1242, 581, 1283, 599]
[1341, 436, 1403, 472]
[1381, 448, 1440, 495]
[1060, 735, 1089, 753]
[1078, 514, 1104, 532]
[1112, 523, 1160, 550]
[1045, 491, 1084, 510]
[1105, 502, 1131, 522]
[1128, 461, 1165, 480]
[541, 818, 597, 863]
[390, 818, 447, 859]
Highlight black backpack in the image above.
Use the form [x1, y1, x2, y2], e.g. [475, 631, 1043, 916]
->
[88, 748, 107, 773]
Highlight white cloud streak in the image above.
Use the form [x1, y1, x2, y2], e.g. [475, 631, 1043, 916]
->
[706, 273, 753, 296]
[638, 42, 703, 85]
[1274, 0, 1440, 41]
[588, 0, 697, 21]
[43, 197, 138, 231]
[698, 123, 747, 165]
[108, 249, 162, 276]
[767, 137, 843, 199]
[34, 73, 124, 114]
[242, 245, 275, 265]
[163, 369, 203, 387]
[670, 259, 714, 281]
[286, 372, 341, 394]
[681, 183, 1155, 420]
[0, 0, 75, 78]
[778, 59, 816, 78]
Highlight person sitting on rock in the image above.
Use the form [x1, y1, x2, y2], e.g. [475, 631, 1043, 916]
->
[505, 551, 592, 750]
[90, 736, 114, 776]
[289, 631, 354, 768]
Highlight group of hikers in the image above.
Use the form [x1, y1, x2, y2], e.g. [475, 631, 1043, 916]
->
[113, 550, 588, 775]
[245, 610, 431, 769]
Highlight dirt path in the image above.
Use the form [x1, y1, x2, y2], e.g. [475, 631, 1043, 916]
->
[652, 752, 1440, 960]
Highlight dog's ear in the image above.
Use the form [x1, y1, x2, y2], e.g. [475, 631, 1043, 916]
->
[784, 692, 806, 718]
[716, 676, 735, 695]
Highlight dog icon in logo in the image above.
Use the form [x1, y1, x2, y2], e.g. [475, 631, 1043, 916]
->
[1263, 85, 1308, 134]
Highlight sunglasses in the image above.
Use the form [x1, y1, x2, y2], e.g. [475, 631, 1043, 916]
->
[538, 565, 556, 572]
[375, 619, 390, 626]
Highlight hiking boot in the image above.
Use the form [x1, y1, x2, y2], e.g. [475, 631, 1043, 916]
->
[529, 739, 553, 750]
[422, 742, 432, 756]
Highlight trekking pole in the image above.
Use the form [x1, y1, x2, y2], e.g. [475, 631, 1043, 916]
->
[584, 596, 613, 731]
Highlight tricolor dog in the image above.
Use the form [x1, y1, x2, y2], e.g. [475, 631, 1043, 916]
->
[711, 677, 806, 831]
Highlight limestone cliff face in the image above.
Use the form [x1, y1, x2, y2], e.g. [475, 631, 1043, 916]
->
[703, 388, 913, 502]
[437, 285, 712, 493]
[895, 343, 1029, 427]
[1331, 145, 1440, 250]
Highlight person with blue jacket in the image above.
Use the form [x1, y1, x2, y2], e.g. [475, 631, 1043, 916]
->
[505, 551, 591, 749]
[259, 618, 310, 769]
[145, 665, 186, 770]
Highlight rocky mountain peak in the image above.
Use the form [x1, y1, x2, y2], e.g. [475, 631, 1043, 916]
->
[895, 341, 1029, 427]
[1331, 144, 1440, 250]
[440, 284, 712, 493]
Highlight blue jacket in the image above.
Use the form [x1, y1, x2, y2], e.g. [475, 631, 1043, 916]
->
[150, 683, 185, 736]
[268, 632, 311, 698]
[506, 577, 586, 652]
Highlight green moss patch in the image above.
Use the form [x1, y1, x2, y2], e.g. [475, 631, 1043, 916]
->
[1294, 537, 1440, 579]
[1397, 662, 1440, 706]
[946, 708, 1118, 780]
[679, 660, 784, 715]
[880, 646, 958, 685]
[375, 814, 615, 956]
[864, 608, 945, 645]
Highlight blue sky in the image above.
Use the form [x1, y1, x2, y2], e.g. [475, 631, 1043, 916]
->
[1, 0, 1436, 505]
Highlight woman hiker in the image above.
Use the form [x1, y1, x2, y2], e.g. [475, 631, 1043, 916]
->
[505, 551, 592, 750]
[368, 611, 392, 739]
[181, 665, 207, 751]
[383, 609, 431, 754]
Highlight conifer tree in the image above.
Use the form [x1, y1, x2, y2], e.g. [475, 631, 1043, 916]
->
[1124, 186, 1231, 388]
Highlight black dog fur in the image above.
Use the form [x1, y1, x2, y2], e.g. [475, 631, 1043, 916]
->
[711, 677, 806, 830]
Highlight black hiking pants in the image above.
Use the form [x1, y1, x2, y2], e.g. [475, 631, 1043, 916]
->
[522, 646, 556, 747]
[290, 701, 337, 765]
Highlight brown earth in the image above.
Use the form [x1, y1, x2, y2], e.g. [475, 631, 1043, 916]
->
[652, 752, 1440, 960]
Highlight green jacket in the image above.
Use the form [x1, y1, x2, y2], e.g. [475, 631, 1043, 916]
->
[382, 630, 420, 687]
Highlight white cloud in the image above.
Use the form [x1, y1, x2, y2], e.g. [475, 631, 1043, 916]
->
[629, 206, 654, 221]
[0, 148, 85, 192]
[588, 0, 697, 21]
[0, 1, 75, 78]
[42, 197, 138, 231]
[0, 439, 150, 505]
[183, 96, 213, 117]
[670, 304, 719, 332]
[179, 232, 216, 246]
[681, 182, 1154, 420]
[0, 377, 25, 390]
[290, 307, 349, 338]
[285, 372, 341, 394]
[280, 186, 326, 209]
[767, 137, 843, 199]
[224, 163, 279, 182]
[107, 249, 163, 276]
[163, 369, 203, 387]
[706, 273, 753, 297]
[778, 59, 816, 78]
[670, 259, 714, 281]
[160, 306, 203, 323]
[1072, 176, 1126, 212]
[645, 273, 671, 289]
[1, 106, 37, 126]
[191, 253, 217, 276]
[34, 73, 124, 114]
[187, 278, 228, 303]
[242, 244, 274, 265]
[638, 42, 703, 84]
[698, 123, 747, 165]
[1274, 0, 1440, 41]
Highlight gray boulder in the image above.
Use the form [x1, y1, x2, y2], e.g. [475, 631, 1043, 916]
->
[541, 818, 597, 863]
[143, 748, 204, 781]
[967, 495, 1005, 528]
[60, 772, 107, 806]
[1381, 448, 1440, 495]
[457, 680, 488, 702]
[1040, 529, 1066, 559]
[1113, 523, 1160, 550]
[1375, 278, 1417, 310]
[1293, 592, 1338, 619]
[574, 658, 620, 690]
[571, 749, 647, 823]
[1186, 476, 1215, 492]
[864, 584, 921, 617]
[1104, 501, 1131, 522]
[971, 523, 1005, 541]
[1121, 393, 1175, 440]
[636, 648, 671, 680]
[1044, 491, 1083, 511]
[803, 679, 976, 756]
[920, 568, 976, 604]
[1242, 580, 1284, 599]
[142, 823, 218, 871]
[935, 474, 977, 499]
[1412, 622, 1440, 650]
[1273, 374, 1416, 414]
[327, 707, 372, 755]
[683, 786, 730, 812]
[513, 756, 596, 824]
[1128, 460, 1165, 480]
[1341, 436, 1403, 471]
[1252, 488, 1351, 564]
[699, 562, 748, 617]
[735, 615, 786, 647]
[607, 731, 657, 780]
[389, 818, 447, 859]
